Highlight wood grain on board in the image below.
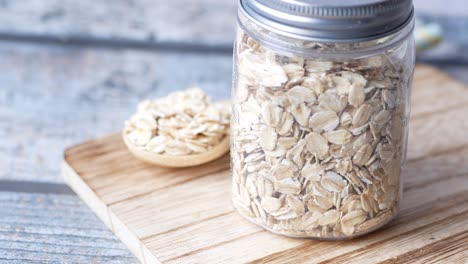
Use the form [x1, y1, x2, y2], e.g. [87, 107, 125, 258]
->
[63, 65, 468, 263]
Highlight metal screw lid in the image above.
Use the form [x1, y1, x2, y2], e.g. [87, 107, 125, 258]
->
[239, 0, 414, 42]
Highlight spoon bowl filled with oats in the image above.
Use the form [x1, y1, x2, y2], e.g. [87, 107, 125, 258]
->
[123, 88, 231, 167]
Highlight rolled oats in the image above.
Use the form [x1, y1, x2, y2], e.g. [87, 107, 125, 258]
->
[232, 33, 409, 239]
[309, 111, 339, 132]
[124, 88, 230, 156]
[305, 132, 329, 159]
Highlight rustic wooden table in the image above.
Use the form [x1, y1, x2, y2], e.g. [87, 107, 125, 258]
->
[0, 0, 467, 263]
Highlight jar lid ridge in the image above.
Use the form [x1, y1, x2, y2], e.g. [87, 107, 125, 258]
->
[239, 0, 414, 42]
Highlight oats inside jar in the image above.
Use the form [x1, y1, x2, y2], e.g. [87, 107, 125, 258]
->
[231, 28, 412, 238]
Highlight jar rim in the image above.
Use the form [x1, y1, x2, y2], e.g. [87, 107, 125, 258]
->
[239, 0, 414, 43]
[238, 10, 415, 59]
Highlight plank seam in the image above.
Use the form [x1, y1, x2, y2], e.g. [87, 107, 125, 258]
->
[0, 258, 44, 262]
[0, 246, 133, 259]
[0, 239, 129, 252]
[0, 220, 111, 233]
[0, 180, 74, 195]
[0, 32, 233, 54]
[0, 230, 121, 241]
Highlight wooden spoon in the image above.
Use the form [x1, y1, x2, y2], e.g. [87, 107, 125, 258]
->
[122, 131, 230, 168]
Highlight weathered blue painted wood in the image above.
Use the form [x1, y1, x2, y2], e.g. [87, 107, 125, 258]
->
[0, 0, 466, 48]
[0, 191, 137, 263]
[0, 0, 238, 47]
[0, 1, 466, 262]
[0, 42, 232, 183]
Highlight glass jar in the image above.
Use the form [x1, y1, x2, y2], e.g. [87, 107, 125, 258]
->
[231, 0, 415, 239]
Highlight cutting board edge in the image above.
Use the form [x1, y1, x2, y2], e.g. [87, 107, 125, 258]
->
[59, 64, 468, 263]
[62, 161, 160, 264]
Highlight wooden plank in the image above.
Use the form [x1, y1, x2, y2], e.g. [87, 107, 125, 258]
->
[251, 191, 468, 264]
[407, 105, 468, 161]
[184, 148, 468, 263]
[410, 65, 468, 117]
[379, 231, 468, 264]
[310, 210, 468, 264]
[63, 65, 468, 263]
[160, 142, 468, 263]
[0, 0, 237, 46]
[0, 0, 466, 50]
[0, 191, 137, 263]
[404, 146, 468, 191]
[64, 139, 468, 263]
[168, 175, 468, 263]
[414, 0, 468, 15]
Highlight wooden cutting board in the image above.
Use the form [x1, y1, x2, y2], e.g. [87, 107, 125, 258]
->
[63, 65, 468, 264]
